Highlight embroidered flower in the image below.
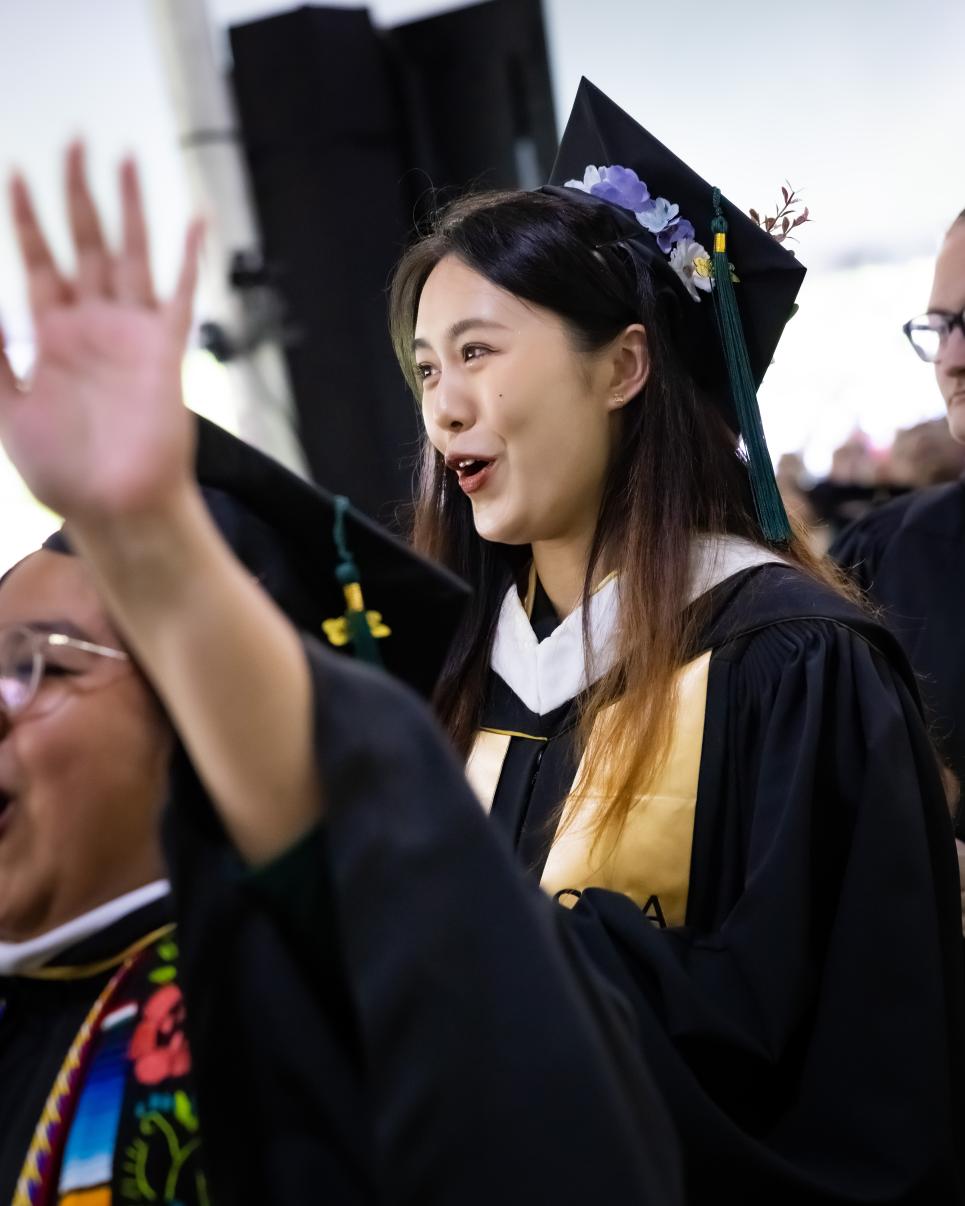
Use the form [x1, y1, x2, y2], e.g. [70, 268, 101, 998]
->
[565, 164, 650, 212]
[669, 239, 714, 301]
[129, 984, 192, 1085]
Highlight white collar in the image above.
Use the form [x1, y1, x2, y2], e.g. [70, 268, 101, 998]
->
[491, 571, 621, 716]
[490, 535, 788, 715]
[687, 534, 789, 604]
[0, 879, 171, 976]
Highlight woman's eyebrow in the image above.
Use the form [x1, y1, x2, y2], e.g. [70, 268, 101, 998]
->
[412, 318, 510, 352]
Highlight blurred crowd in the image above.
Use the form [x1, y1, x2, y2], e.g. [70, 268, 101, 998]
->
[778, 419, 965, 548]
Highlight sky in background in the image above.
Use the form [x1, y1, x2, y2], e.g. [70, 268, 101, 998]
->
[0, 0, 963, 569]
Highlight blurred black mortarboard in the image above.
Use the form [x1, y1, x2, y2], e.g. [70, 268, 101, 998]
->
[545, 78, 806, 543]
[44, 415, 470, 699]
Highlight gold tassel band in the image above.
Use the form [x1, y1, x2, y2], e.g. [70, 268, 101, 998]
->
[343, 582, 364, 612]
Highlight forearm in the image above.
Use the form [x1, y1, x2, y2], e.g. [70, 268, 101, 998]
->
[68, 484, 321, 865]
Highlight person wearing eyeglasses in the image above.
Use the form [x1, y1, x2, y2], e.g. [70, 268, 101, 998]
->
[832, 208, 965, 880]
[0, 554, 204, 1201]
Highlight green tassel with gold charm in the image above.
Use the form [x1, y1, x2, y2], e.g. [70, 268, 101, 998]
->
[710, 187, 792, 545]
[324, 495, 387, 665]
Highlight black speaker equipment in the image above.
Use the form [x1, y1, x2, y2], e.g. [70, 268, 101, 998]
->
[229, 2, 556, 523]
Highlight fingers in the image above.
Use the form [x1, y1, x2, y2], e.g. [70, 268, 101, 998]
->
[114, 158, 157, 307]
[166, 217, 205, 347]
[66, 142, 112, 299]
[12, 148, 167, 322]
[9, 174, 73, 318]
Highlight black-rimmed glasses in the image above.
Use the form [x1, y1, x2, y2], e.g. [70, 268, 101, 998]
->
[902, 308, 965, 363]
[0, 625, 129, 719]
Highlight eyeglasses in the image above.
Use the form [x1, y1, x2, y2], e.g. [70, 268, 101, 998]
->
[0, 625, 129, 720]
[902, 308, 965, 363]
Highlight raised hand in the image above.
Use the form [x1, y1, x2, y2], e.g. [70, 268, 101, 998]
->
[0, 145, 204, 525]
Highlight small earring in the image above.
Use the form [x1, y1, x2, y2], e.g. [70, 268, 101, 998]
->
[612, 393, 624, 406]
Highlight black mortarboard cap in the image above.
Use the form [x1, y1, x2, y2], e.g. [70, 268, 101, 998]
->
[44, 415, 470, 699]
[546, 79, 806, 543]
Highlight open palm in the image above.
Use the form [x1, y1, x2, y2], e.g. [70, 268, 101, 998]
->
[0, 147, 203, 523]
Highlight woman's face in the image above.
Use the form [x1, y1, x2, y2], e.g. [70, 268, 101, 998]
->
[415, 256, 642, 547]
[0, 551, 172, 942]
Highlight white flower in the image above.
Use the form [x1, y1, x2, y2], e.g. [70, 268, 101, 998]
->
[669, 239, 713, 301]
[636, 196, 679, 234]
[563, 165, 603, 193]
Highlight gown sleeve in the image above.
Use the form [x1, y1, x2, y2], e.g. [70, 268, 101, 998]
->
[829, 501, 901, 591]
[557, 618, 965, 1204]
[246, 635, 682, 1206]
[831, 497, 965, 836]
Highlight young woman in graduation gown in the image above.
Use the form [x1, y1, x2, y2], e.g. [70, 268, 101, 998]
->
[382, 81, 965, 1204]
[1, 87, 963, 1205]
[0, 149, 679, 1204]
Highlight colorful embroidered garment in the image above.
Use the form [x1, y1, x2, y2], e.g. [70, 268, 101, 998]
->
[51, 931, 207, 1205]
[1, 904, 207, 1206]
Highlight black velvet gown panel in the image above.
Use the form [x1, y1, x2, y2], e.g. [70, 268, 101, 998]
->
[482, 565, 965, 1204]
[832, 480, 965, 800]
[0, 897, 173, 1203]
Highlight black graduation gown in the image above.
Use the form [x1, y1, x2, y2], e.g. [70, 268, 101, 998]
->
[163, 638, 682, 1204]
[0, 895, 177, 1202]
[479, 565, 965, 1205]
[831, 479, 965, 812]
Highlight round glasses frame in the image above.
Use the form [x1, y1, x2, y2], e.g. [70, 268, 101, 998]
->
[902, 308, 965, 363]
[0, 625, 130, 719]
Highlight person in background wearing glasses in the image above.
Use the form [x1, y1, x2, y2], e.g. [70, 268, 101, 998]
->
[832, 207, 965, 922]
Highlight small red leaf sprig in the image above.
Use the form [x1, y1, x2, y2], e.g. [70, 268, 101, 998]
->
[749, 184, 810, 250]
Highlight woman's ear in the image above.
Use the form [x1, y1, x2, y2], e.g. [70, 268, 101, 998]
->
[604, 323, 649, 412]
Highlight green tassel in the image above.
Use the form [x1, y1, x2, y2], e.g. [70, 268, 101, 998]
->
[710, 188, 791, 545]
[333, 495, 382, 665]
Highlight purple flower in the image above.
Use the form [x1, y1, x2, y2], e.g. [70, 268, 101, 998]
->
[590, 165, 651, 212]
[656, 217, 695, 254]
[564, 165, 650, 213]
[636, 196, 679, 235]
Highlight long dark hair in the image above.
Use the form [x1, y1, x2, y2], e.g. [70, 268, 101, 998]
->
[390, 188, 838, 839]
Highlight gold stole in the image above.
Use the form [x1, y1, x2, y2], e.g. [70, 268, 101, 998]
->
[466, 651, 711, 926]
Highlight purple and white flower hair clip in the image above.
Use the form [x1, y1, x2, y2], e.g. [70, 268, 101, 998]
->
[563, 164, 713, 302]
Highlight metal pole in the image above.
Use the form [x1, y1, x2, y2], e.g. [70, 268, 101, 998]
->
[149, 0, 309, 477]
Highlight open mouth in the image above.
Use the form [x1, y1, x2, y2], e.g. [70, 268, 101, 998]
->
[456, 458, 489, 474]
[450, 457, 497, 495]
